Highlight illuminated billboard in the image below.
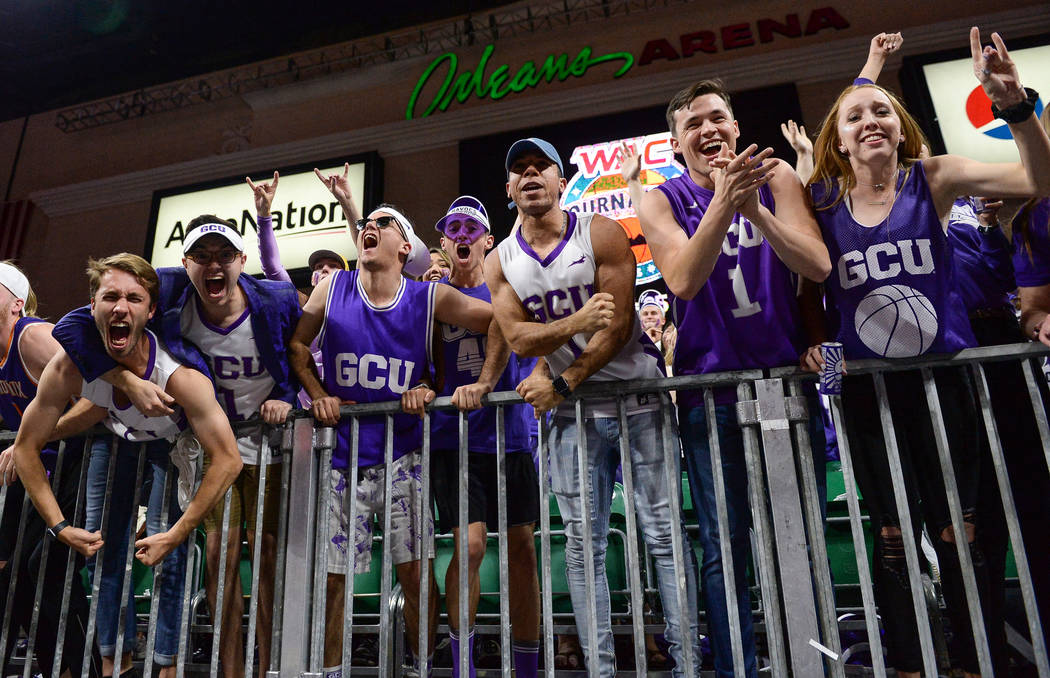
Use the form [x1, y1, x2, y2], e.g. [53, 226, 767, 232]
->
[146, 153, 381, 280]
[917, 43, 1048, 163]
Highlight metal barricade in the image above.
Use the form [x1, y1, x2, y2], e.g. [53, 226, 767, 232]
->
[2, 343, 1049, 677]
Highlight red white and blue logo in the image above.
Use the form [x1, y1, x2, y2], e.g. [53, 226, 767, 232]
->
[966, 85, 1044, 140]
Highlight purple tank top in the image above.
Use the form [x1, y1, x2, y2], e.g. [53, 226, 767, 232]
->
[431, 279, 533, 454]
[1012, 198, 1050, 288]
[0, 317, 59, 467]
[812, 161, 976, 359]
[656, 174, 804, 408]
[319, 271, 435, 468]
[946, 197, 1014, 312]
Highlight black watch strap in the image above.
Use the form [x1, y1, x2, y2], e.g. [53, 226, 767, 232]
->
[46, 520, 70, 540]
[552, 376, 573, 398]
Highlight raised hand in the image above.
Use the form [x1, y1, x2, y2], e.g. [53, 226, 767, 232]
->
[314, 162, 355, 205]
[246, 171, 279, 217]
[870, 32, 903, 59]
[710, 143, 775, 214]
[970, 27, 1025, 108]
[779, 120, 812, 155]
[619, 142, 641, 183]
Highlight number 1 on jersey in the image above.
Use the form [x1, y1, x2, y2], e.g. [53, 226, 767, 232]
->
[729, 265, 761, 318]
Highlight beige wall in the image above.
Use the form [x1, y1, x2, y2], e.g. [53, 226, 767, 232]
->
[3, 0, 1047, 314]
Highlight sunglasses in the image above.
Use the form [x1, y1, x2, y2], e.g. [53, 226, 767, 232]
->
[185, 249, 240, 265]
[354, 216, 403, 232]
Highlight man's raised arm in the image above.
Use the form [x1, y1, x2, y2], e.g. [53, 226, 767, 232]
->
[483, 249, 614, 358]
[289, 273, 345, 425]
[12, 351, 104, 556]
[134, 365, 242, 566]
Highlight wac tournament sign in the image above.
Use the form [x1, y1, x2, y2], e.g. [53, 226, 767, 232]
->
[560, 132, 685, 285]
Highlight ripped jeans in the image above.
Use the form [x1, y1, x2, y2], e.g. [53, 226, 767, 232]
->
[841, 367, 988, 674]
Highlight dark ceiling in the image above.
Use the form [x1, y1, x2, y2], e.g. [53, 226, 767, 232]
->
[0, 0, 516, 123]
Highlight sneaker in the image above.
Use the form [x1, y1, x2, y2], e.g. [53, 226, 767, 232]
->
[170, 430, 202, 511]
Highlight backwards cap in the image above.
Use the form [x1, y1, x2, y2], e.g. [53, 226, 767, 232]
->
[366, 207, 430, 278]
[0, 263, 30, 316]
[636, 289, 669, 314]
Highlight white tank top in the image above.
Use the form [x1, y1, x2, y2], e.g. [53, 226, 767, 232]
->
[497, 211, 663, 417]
[81, 331, 185, 442]
[181, 301, 276, 465]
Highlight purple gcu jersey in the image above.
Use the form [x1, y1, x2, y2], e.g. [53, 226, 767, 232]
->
[431, 280, 533, 454]
[812, 162, 975, 359]
[0, 317, 59, 466]
[318, 270, 436, 468]
[1012, 198, 1050, 288]
[656, 175, 804, 408]
[0, 316, 45, 427]
[946, 197, 1014, 312]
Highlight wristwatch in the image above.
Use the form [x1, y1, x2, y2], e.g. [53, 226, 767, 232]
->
[552, 376, 573, 398]
[46, 519, 70, 541]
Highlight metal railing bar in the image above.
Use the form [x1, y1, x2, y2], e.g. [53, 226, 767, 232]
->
[659, 396, 696, 678]
[245, 428, 272, 677]
[574, 398, 599, 678]
[615, 396, 647, 676]
[972, 363, 1050, 677]
[537, 416, 555, 678]
[143, 453, 176, 677]
[494, 406, 512, 677]
[827, 392, 886, 676]
[113, 443, 148, 669]
[784, 380, 845, 678]
[872, 372, 938, 677]
[736, 382, 788, 678]
[703, 387, 746, 676]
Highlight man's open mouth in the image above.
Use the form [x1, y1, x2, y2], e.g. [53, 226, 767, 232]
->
[109, 321, 131, 347]
[456, 244, 471, 261]
[700, 140, 722, 159]
[205, 274, 225, 297]
[362, 232, 379, 250]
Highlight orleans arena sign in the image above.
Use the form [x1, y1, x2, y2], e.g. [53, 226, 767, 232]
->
[406, 7, 849, 119]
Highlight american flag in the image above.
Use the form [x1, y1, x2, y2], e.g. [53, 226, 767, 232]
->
[0, 200, 31, 260]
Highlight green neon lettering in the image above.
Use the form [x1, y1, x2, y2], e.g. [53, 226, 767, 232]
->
[406, 51, 458, 120]
[407, 44, 634, 119]
[488, 64, 512, 99]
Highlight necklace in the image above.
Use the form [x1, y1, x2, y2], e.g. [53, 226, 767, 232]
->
[857, 172, 896, 204]
[525, 211, 567, 249]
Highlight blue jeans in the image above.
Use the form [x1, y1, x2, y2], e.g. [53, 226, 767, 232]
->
[548, 407, 701, 678]
[85, 437, 186, 666]
[679, 395, 827, 678]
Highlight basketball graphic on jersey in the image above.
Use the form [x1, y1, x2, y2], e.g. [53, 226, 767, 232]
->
[854, 284, 939, 357]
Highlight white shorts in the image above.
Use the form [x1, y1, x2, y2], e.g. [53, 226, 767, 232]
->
[326, 452, 434, 574]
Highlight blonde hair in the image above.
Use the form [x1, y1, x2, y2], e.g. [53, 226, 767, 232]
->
[0, 260, 37, 317]
[809, 84, 930, 210]
[86, 253, 160, 306]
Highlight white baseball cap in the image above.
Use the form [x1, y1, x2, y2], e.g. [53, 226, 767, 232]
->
[366, 207, 430, 278]
[182, 222, 245, 254]
[0, 263, 30, 313]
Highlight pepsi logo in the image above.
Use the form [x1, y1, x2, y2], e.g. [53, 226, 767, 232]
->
[965, 85, 1044, 140]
